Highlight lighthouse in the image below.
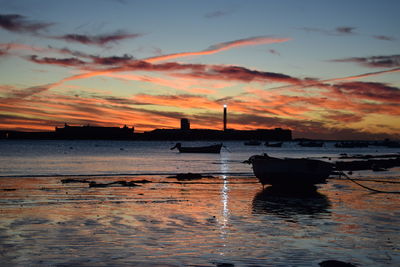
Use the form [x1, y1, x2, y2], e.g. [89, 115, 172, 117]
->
[223, 104, 227, 131]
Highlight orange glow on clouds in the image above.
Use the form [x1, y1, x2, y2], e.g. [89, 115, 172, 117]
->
[1, 32, 399, 139]
[145, 36, 291, 63]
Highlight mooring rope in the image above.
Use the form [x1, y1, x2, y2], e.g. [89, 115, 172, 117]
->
[338, 171, 400, 194]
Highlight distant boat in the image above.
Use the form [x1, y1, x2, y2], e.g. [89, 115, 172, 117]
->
[246, 154, 333, 187]
[265, 142, 283, 147]
[244, 140, 261, 146]
[170, 143, 222, 153]
[298, 141, 324, 147]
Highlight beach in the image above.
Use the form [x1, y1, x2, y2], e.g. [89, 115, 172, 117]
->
[0, 140, 399, 266]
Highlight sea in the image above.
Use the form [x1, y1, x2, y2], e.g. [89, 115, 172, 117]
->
[0, 140, 399, 266]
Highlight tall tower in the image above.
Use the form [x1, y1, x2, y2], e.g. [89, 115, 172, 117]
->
[223, 104, 227, 131]
[181, 118, 190, 131]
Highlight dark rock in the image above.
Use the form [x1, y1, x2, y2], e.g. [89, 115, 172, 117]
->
[167, 173, 214, 181]
[89, 181, 140, 188]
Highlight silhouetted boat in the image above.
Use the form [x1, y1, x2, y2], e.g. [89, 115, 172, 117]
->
[265, 142, 283, 147]
[244, 140, 261, 146]
[246, 154, 333, 187]
[170, 143, 222, 153]
[298, 141, 324, 147]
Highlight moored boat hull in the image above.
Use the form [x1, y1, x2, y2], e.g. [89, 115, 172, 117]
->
[249, 155, 333, 186]
[171, 143, 222, 153]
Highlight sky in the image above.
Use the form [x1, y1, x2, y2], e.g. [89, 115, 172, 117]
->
[0, 0, 399, 140]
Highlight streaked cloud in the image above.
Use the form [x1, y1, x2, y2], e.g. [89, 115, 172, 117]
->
[322, 111, 365, 123]
[331, 55, 400, 68]
[332, 81, 400, 103]
[335, 26, 356, 34]
[28, 55, 87, 67]
[299, 26, 357, 36]
[145, 36, 291, 62]
[1, 84, 399, 139]
[91, 54, 135, 65]
[0, 14, 52, 34]
[132, 94, 221, 110]
[52, 31, 142, 46]
[373, 35, 396, 41]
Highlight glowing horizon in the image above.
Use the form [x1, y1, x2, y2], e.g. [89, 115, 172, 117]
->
[0, 0, 399, 140]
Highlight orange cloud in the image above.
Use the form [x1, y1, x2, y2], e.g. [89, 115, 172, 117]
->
[144, 36, 291, 63]
[1, 88, 399, 139]
[132, 94, 221, 110]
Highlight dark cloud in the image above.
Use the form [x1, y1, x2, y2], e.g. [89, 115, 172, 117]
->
[333, 81, 400, 103]
[300, 25, 397, 42]
[268, 49, 280, 56]
[299, 26, 356, 36]
[0, 14, 52, 34]
[192, 65, 303, 85]
[48, 46, 93, 59]
[28, 55, 86, 67]
[25, 52, 308, 86]
[331, 55, 400, 68]
[54, 31, 142, 46]
[335, 26, 356, 34]
[129, 61, 301, 85]
[91, 54, 135, 65]
[373, 35, 396, 41]
[26, 53, 136, 68]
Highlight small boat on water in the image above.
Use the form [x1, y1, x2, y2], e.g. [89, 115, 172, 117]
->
[265, 142, 283, 147]
[244, 140, 261, 146]
[170, 143, 222, 153]
[246, 154, 333, 187]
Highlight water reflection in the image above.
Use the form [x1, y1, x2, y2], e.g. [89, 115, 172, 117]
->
[219, 152, 230, 230]
[219, 153, 230, 256]
[221, 175, 229, 228]
[252, 186, 331, 219]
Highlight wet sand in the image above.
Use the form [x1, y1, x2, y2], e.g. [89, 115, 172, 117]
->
[0, 174, 399, 266]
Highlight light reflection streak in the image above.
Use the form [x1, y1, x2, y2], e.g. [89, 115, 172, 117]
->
[221, 175, 229, 229]
[219, 153, 230, 255]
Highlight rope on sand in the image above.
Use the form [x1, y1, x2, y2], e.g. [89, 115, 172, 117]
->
[338, 171, 400, 194]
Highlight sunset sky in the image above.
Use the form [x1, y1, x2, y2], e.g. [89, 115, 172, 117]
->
[0, 0, 399, 139]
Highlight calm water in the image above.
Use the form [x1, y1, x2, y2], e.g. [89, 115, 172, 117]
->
[1, 139, 399, 177]
[0, 140, 399, 266]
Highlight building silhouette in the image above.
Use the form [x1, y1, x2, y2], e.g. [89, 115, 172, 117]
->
[140, 123, 291, 141]
[54, 124, 134, 139]
[1, 108, 292, 141]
